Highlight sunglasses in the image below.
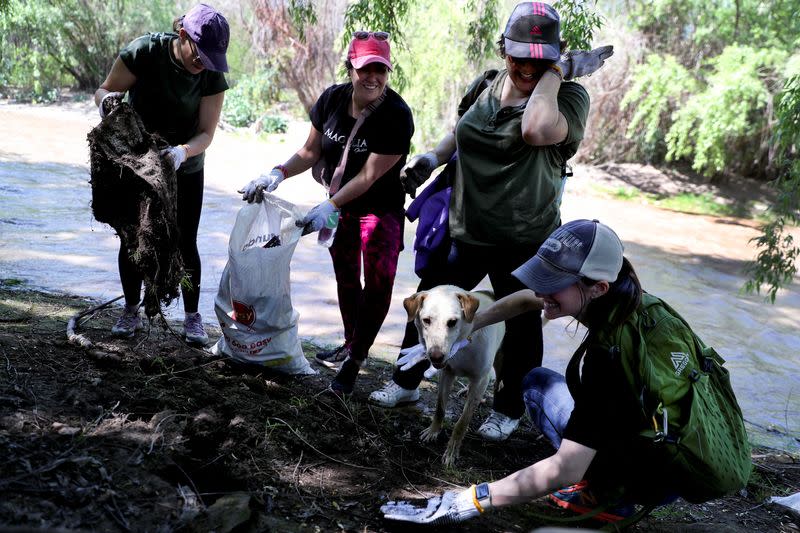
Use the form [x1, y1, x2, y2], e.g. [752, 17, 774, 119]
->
[353, 31, 390, 41]
[187, 38, 205, 69]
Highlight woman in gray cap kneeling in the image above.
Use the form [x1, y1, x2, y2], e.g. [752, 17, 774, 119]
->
[381, 219, 750, 527]
[94, 3, 230, 346]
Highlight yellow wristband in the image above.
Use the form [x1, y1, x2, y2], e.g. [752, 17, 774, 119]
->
[549, 64, 564, 80]
[328, 198, 339, 209]
[472, 485, 485, 514]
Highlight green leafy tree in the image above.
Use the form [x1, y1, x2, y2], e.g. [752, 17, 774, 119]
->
[745, 75, 800, 301]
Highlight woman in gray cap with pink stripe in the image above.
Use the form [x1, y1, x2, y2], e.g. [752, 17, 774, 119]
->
[94, 3, 230, 346]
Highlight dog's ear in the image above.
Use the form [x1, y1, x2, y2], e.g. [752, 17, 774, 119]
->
[403, 292, 427, 322]
[457, 292, 480, 322]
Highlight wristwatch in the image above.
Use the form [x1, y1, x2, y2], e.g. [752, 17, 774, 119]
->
[473, 482, 492, 513]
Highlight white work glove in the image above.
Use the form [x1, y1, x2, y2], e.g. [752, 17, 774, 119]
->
[239, 168, 284, 203]
[381, 485, 487, 525]
[396, 338, 472, 371]
[160, 145, 188, 172]
[99, 91, 124, 118]
[555, 45, 614, 81]
[296, 199, 338, 235]
[399, 152, 439, 198]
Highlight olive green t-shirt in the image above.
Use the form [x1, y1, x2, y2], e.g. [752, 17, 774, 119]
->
[120, 33, 228, 174]
[450, 70, 589, 246]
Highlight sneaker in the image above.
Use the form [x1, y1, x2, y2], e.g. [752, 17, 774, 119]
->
[330, 358, 361, 396]
[183, 312, 209, 346]
[368, 381, 420, 407]
[549, 481, 635, 523]
[315, 344, 350, 369]
[111, 308, 142, 337]
[477, 410, 520, 441]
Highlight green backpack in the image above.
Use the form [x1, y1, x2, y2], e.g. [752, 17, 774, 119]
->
[594, 293, 752, 503]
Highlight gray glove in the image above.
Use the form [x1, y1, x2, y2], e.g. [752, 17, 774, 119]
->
[99, 91, 124, 118]
[556, 45, 614, 80]
[399, 152, 438, 198]
[381, 486, 483, 525]
[160, 145, 188, 171]
[239, 168, 284, 203]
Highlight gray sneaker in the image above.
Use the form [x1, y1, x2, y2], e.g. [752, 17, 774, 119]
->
[111, 308, 142, 337]
[184, 312, 208, 346]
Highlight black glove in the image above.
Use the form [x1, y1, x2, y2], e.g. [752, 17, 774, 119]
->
[556, 45, 614, 80]
[99, 91, 124, 118]
[399, 152, 439, 198]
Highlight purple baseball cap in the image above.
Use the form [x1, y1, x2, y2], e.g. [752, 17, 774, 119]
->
[512, 219, 624, 294]
[182, 3, 230, 72]
[503, 2, 561, 61]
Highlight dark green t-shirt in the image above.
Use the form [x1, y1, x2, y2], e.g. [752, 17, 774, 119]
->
[120, 32, 228, 173]
[450, 70, 589, 246]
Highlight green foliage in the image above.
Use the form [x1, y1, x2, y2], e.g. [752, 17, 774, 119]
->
[0, 0, 173, 96]
[555, 0, 604, 50]
[621, 54, 697, 161]
[465, 0, 499, 62]
[259, 115, 289, 134]
[745, 74, 800, 302]
[665, 46, 784, 177]
[342, 0, 412, 91]
[222, 69, 281, 128]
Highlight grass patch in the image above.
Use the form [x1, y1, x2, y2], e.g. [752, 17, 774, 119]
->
[591, 185, 760, 219]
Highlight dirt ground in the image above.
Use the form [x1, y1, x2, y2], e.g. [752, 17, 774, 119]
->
[1, 286, 799, 533]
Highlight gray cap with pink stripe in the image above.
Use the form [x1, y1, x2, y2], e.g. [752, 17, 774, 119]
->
[503, 2, 561, 61]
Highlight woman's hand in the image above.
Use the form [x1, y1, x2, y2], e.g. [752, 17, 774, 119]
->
[381, 485, 488, 525]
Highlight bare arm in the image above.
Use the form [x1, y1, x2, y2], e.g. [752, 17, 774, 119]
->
[330, 153, 402, 207]
[182, 92, 224, 157]
[279, 126, 324, 178]
[94, 57, 136, 106]
[472, 289, 543, 332]
[428, 132, 457, 166]
[521, 70, 568, 146]
[489, 439, 595, 507]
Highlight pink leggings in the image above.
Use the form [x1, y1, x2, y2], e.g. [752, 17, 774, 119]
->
[329, 209, 404, 362]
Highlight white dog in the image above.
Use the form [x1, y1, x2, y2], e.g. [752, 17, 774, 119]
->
[403, 285, 506, 466]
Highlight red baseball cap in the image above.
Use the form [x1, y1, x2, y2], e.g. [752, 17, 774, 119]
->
[348, 33, 392, 70]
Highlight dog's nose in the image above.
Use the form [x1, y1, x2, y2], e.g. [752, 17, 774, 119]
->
[428, 348, 445, 368]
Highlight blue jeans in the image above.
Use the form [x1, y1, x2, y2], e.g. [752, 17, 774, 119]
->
[522, 367, 574, 450]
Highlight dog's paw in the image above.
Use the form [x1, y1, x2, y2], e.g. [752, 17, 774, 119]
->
[442, 445, 460, 466]
[420, 425, 441, 442]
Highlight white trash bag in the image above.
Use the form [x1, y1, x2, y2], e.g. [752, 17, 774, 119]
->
[210, 193, 315, 375]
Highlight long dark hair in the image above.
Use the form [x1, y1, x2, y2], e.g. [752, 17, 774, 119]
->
[580, 257, 643, 332]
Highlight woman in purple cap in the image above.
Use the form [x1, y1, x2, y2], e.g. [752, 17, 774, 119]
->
[369, 1, 613, 443]
[381, 219, 749, 526]
[94, 3, 230, 346]
[239, 31, 414, 396]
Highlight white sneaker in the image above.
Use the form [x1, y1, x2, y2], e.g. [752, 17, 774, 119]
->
[184, 312, 209, 346]
[368, 381, 420, 407]
[111, 308, 142, 337]
[477, 411, 520, 441]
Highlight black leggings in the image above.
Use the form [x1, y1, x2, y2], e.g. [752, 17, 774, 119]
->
[119, 168, 204, 313]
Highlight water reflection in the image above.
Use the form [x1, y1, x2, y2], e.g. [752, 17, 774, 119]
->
[1, 157, 798, 452]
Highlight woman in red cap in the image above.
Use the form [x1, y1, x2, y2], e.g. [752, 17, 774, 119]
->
[94, 3, 230, 346]
[369, 1, 612, 443]
[240, 31, 414, 396]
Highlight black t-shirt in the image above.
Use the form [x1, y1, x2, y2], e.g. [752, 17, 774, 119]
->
[563, 341, 675, 500]
[309, 83, 414, 215]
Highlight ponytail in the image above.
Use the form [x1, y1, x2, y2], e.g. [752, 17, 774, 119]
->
[583, 256, 642, 331]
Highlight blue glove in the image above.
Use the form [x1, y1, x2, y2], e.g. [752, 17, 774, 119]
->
[160, 145, 189, 171]
[381, 485, 487, 525]
[296, 200, 338, 234]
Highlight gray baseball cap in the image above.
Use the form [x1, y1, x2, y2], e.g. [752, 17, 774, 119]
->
[182, 3, 230, 72]
[512, 219, 624, 294]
